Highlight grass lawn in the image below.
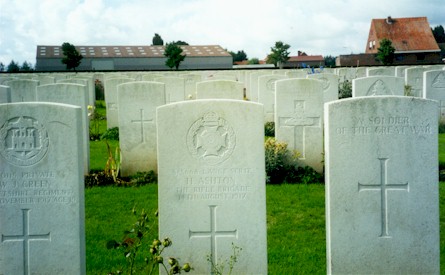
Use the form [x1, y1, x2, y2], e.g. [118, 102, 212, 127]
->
[85, 102, 445, 274]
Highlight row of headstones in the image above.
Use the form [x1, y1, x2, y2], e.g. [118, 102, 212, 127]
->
[0, 95, 439, 274]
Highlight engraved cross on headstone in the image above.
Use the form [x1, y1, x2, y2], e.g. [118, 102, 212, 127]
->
[278, 100, 321, 158]
[107, 102, 117, 111]
[189, 205, 238, 267]
[1, 209, 51, 275]
[358, 158, 409, 238]
[131, 108, 154, 143]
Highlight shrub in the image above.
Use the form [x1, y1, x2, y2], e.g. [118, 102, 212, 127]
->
[130, 171, 158, 186]
[265, 138, 299, 184]
[439, 118, 445, 134]
[338, 80, 352, 99]
[95, 79, 105, 100]
[264, 122, 275, 137]
[101, 127, 119, 140]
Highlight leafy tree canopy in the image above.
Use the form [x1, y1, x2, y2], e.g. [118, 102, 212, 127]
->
[0, 62, 5, 72]
[152, 33, 164, 46]
[229, 50, 248, 63]
[164, 43, 186, 70]
[377, 38, 396, 66]
[171, 40, 189, 46]
[248, 58, 259, 65]
[6, 60, 20, 72]
[266, 41, 291, 68]
[432, 25, 445, 43]
[61, 42, 83, 71]
[21, 61, 33, 72]
[324, 55, 336, 67]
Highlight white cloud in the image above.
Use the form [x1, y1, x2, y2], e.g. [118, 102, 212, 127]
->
[0, 0, 444, 66]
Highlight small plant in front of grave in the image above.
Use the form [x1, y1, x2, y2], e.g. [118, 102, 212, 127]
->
[338, 80, 352, 99]
[265, 138, 300, 184]
[107, 207, 192, 275]
[285, 165, 324, 184]
[104, 140, 122, 184]
[101, 126, 120, 140]
[88, 105, 102, 141]
[439, 117, 445, 134]
[130, 171, 158, 186]
[264, 121, 275, 137]
[206, 243, 242, 275]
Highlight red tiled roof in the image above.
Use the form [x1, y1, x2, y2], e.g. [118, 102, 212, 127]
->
[288, 55, 324, 62]
[366, 16, 440, 53]
[36, 45, 231, 58]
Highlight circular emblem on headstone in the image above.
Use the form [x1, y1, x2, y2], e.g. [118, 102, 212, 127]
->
[186, 112, 236, 165]
[0, 116, 49, 166]
[319, 77, 330, 90]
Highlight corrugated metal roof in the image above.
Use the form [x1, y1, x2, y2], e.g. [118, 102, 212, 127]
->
[36, 45, 231, 58]
[367, 16, 440, 53]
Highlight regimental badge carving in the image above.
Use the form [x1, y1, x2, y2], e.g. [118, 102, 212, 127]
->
[367, 80, 391, 96]
[187, 112, 236, 165]
[319, 77, 330, 90]
[0, 116, 49, 166]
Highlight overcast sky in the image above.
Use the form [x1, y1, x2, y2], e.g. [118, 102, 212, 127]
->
[0, 0, 444, 66]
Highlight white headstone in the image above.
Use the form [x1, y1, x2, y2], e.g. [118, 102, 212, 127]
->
[248, 71, 269, 102]
[154, 76, 186, 103]
[307, 73, 339, 103]
[0, 85, 11, 103]
[352, 76, 405, 97]
[0, 102, 85, 274]
[184, 73, 203, 100]
[4, 79, 39, 102]
[36, 83, 90, 174]
[117, 81, 165, 176]
[258, 74, 287, 122]
[366, 67, 395, 77]
[104, 77, 135, 129]
[423, 70, 445, 120]
[196, 80, 244, 100]
[325, 96, 439, 274]
[275, 78, 324, 173]
[157, 100, 267, 274]
[405, 67, 428, 97]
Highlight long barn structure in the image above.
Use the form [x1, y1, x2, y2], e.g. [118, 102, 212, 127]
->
[35, 45, 233, 71]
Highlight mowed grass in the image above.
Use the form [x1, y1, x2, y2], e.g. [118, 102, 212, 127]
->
[85, 103, 445, 274]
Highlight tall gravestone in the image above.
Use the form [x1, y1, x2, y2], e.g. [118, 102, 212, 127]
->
[196, 80, 244, 100]
[0, 102, 85, 274]
[0, 85, 11, 103]
[104, 77, 135, 129]
[4, 79, 39, 102]
[405, 67, 428, 97]
[307, 73, 339, 103]
[366, 67, 395, 77]
[117, 81, 165, 176]
[423, 70, 445, 120]
[352, 76, 405, 97]
[275, 78, 324, 173]
[36, 83, 90, 174]
[154, 76, 186, 103]
[258, 74, 287, 122]
[324, 96, 439, 274]
[157, 100, 267, 274]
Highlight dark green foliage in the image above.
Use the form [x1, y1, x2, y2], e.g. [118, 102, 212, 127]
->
[20, 61, 33, 71]
[95, 79, 104, 100]
[248, 58, 259, 65]
[338, 80, 352, 98]
[6, 60, 20, 72]
[266, 41, 291, 68]
[171, 40, 189, 46]
[285, 166, 324, 184]
[377, 38, 395, 66]
[0, 62, 4, 72]
[152, 33, 164, 46]
[432, 25, 445, 43]
[264, 122, 275, 137]
[440, 119, 445, 134]
[84, 171, 127, 187]
[230, 50, 248, 63]
[130, 171, 158, 186]
[61, 42, 83, 71]
[101, 127, 119, 141]
[324, 55, 336, 67]
[164, 43, 186, 70]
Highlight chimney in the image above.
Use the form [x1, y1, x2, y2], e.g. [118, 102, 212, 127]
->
[386, 16, 394, 24]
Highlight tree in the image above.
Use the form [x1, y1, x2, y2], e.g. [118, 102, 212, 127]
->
[248, 58, 259, 64]
[152, 33, 164, 46]
[0, 62, 5, 72]
[377, 38, 395, 66]
[6, 60, 20, 72]
[171, 40, 188, 46]
[431, 25, 445, 43]
[266, 41, 290, 68]
[61, 42, 83, 71]
[21, 61, 33, 71]
[164, 43, 186, 70]
[230, 50, 248, 63]
[324, 55, 336, 67]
